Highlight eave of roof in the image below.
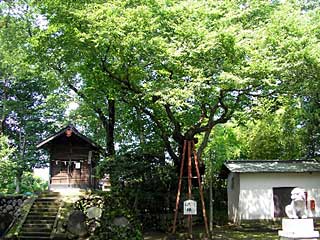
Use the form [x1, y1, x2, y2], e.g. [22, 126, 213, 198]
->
[220, 160, 320, 178]
[36, 124, 101, 151]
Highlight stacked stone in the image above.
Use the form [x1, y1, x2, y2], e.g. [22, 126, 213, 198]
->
[0, 196, 28, 236]
[0, 196, 27, 218]
[74, 195, 104, 211]
[65, 195, 104, 238]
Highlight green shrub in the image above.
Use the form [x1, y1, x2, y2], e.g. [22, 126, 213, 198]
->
[73, 191, 143, 240]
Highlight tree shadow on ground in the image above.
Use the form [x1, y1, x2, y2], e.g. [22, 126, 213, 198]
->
[211, 223, 279, 240]
[144, 222, 280, 239]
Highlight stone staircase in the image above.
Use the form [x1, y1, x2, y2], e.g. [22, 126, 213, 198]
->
[19, 192, 60, 239]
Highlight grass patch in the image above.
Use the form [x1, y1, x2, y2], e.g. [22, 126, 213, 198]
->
[211, 223, 279, 240]
[144, 222, 280, 239]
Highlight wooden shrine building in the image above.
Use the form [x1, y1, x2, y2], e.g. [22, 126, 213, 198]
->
[37, 125, 101, 190]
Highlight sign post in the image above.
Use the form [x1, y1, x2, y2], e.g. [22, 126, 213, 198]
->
[184, 200, 197, 215]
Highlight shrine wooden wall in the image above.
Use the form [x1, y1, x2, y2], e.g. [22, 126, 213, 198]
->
[48, 135, 97, 188]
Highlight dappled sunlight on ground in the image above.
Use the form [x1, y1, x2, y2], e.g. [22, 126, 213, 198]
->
[143, 222, 281, 240]
[143, 232, 166, 240]
[51, 188, 87, 203]
[52, 188, 84, 195]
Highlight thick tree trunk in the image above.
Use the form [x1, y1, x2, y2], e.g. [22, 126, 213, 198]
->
[66, 82, 116, 156]
[97, 99, 115, 156]
[107, 99, 115, 156]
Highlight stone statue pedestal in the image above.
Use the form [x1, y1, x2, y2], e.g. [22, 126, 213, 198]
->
[278, 219, 319, 240]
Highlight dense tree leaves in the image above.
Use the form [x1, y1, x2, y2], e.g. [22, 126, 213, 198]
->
[0, 135, 16, 193]
[235, 98, 306, 160]
[97, 148, 176, 232]
[30, 1, 279, 162]
[204, 96, 318, 175]
[0, 0, 66, 192]
[1, 0, 320, 197]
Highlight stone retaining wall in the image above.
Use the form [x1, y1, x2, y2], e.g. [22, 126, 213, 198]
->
[0, 195, 28, 237]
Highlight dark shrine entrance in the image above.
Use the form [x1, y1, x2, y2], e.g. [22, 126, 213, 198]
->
[273, 187, 295, 218]
[37, 125, 101, 190]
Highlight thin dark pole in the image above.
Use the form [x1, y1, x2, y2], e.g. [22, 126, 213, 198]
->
[172, 140, 187, 234]
[187, 141, 193, 238]
[172, 140, 208, 238]
[192, 141, 209, 237]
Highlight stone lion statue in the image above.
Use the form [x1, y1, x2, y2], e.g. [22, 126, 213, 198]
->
[285, 187, 307, 219]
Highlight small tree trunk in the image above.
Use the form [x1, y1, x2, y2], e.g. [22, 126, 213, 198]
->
[209, 168, 213, 233]
[15, 172, 22, 194]
[0, 78, 8, 135]
[15, 132, 26, 194]
[209, 151, 214, 233]
[136, 108, 145, 145]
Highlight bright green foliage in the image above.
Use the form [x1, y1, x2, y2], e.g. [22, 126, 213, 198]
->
[0, 135, 47, 194]
[0, 135, 14, 160]
[0, 0, 318, 182]
[0, 0, 67, 193]
[40, 2, 318, 152]
[31, 0, 292, 161]
[204, 97, 314, 163]
[0, 135, 17, 193]
[18, 172, 48, 194]
[236, 99, 305, 160]
[0, 0, 319, 234]
[203, 124, 240, 171]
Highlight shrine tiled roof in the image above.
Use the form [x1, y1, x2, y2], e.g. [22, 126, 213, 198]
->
[220, 160, 320, 178]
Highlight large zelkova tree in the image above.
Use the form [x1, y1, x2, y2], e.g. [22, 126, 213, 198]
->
[32, 1, 320, 165]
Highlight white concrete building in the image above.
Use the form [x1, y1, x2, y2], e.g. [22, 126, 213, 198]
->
[221, 160, 320, 223]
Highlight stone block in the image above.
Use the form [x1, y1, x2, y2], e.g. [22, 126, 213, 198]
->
[279, 218, 319, 239]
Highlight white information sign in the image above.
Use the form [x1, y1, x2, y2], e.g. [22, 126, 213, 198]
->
[184, 200, 197, 215]
[75, 162, 81, 169]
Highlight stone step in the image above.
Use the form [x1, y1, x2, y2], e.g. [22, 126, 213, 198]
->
[36, 195, 60, 199]
[27, 213, 57, 218]
[32, 204, 59, 209]
[33, 202, 60, 206]
[19, 192, 61, 239]
[30, 206, 59, 210]
[20, 231, 51, 236]
[25, 215, 56, 221]
[23, 219, 56, 224]
[35, 197, 60, 202]
[28, 208, 58, 213]
[25, 214, 57, 219]
[21, 227, 52, 233]
[29, 209, 58, 216]
[29, 209, 58, 214]
[39, 191, 60, 196]
[19, 236, 51, 240]
[35, 198, 60, 202]
[24, 222, 55, 227]
[33, 202, 60, 205]
[23, 223, 53, 228]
